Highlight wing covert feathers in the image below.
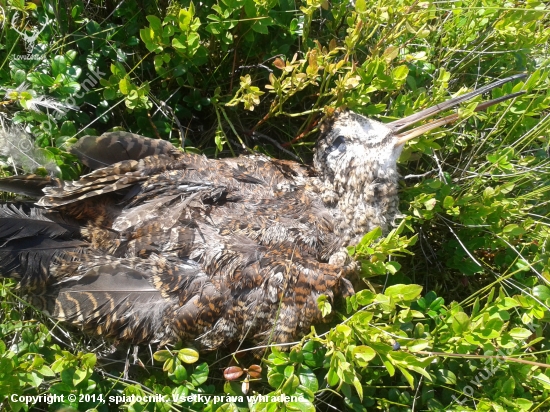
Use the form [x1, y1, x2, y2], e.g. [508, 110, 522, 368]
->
[69, 132, 182, 169]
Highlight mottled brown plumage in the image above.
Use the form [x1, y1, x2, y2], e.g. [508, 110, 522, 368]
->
[0, 75, 525, 350]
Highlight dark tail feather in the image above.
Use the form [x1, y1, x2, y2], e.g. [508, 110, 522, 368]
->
[0, 203, 81, 242]
[0, 204, 86, 290]
[0, 175, 61, 198]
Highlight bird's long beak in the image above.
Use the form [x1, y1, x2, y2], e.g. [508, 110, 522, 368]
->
[390, 73, 527, 146]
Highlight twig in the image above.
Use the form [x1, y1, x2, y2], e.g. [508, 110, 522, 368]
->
[250, 131, 302, 161]
[403, 170, 435, 180]
[282, 118, 320, 148]
[417, 350, 550, 369]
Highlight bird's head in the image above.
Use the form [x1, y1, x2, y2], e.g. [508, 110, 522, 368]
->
[314, 110, 402, 185]
[314, 74, 527, 191]
[312, 74, 526, 240]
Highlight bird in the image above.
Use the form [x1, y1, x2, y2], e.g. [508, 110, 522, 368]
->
[0, 74, 526, 351]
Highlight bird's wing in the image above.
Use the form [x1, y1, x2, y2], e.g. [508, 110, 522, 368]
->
[69, 132, 182, 169]
[0, 174, 62, 198]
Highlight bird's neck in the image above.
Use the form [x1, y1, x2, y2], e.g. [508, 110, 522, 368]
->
[316, 161, 400, 246]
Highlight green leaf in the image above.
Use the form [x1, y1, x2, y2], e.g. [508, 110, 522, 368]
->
[162, 23, 175, 39]
[297, 365, 318, 392]
[60, 121, 76, 137]
[268, 372, 285, 388]
[480, 318, 504, 339]
[65, 50, 77, 64]
[28, 73, 55, 87]
[392, 65, 409, 81]
[396, 366, 415, 388]
[37, 365, 55, 377]
[500, 182, 515, 194]
[384, 284, 423, 302]
[27, 372, 43, 388]
[111, 62, 127, 77]
[178, 348, 199, 364]
[52, 55, 67, 76]
[60, 367, 76, 385]
[163, 357, 175, 372]
[406, 339, 430, 352]
[73, 368, 89, 386]
[104, 88, 116, 100]
[533, 285, 550, 301]
[170, 364, 188, 383]
[179, 3, 195, 31]
[355, 290, 376, 306]
[281, 374, 300, 395]
[217, 404, 240, 412]
[81, 353, 96, 369]
[356, 227, 382, 250]
[302, 340, 325, 367]
[187, 33, 200, 50]
[451, 312, 470, 334]
[317, 295, 332, 317]
[443, 196, 454, 209]
[284, 364, 295, 378]
[352, 375, 363, 401]
[508, 327, 533, 339]
[286, 400, 315, 412]
[382, 45, 399, 62]
[516, 399, 534, 410]
[353, 346, 376, 366]
[172, 385, 188, 401]
[534, 373, 550, 389]
[501, 377, 515, 396]
[386, 261, 401, 274]
[327, 367, 339, 386]
[153, 350, 171, 362]
[172, 37, 186, 50]
[251, 17, 272, 34]
[502, 224, 525, 236]
[190, 362, 209, 385]
[13, 69, 26, 84]
[434, 369, 457, 384]
[524, 69, 540, 91]
[146, 15, 162, 32]
[119, 77, 131, 95]
[213, 129, 225, 152]
[58, 81, 81, 94]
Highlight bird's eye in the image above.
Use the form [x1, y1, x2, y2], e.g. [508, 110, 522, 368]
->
[329, 135, 346, 153]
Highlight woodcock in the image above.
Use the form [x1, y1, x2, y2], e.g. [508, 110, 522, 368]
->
[0, 74, 525, 350]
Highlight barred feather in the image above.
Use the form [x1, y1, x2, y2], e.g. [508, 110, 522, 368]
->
[69, 132, 182, 169]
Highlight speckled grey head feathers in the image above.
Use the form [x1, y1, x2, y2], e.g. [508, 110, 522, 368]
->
[313, 109, 403, 245]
